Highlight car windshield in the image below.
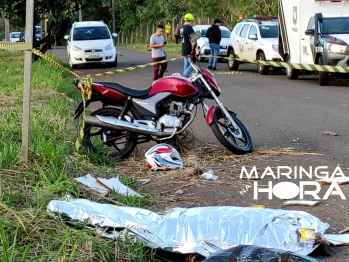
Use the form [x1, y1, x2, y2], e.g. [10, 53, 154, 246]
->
[35, 27, 41, 34]
[259, 25, 278, 38]
[221, 30, 231, 38]
[321, 17, 349, 34]
[11, 33, 20, 38]
[73, 26, 110, 40]
[200, 29, 231, 38]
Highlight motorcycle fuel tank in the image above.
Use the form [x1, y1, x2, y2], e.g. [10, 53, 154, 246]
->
[149, 75, 199, 98]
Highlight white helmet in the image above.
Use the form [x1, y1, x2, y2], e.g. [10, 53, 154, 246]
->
[145, 144, 183, 171]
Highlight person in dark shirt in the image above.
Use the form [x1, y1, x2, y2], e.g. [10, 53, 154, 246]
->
[206, 19, 222, 70]
[181, 13, 196, 77]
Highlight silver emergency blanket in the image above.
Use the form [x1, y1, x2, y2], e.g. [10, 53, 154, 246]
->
[47, 198, 329, 257]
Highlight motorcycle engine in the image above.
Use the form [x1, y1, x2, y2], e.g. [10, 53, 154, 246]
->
[156, 101, 184, 132]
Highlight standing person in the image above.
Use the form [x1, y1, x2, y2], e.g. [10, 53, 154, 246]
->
[206, 19, 222, 70]
[165, 21, 172, 43]
[175, 23, 180, 44]
[149, 24, 167, 82]
[181, 13, 196, 77]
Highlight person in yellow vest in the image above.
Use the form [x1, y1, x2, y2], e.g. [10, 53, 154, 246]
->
[165, 21, 172, 43]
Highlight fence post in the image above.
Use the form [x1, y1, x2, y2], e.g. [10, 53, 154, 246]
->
[22, 0, 34, 162]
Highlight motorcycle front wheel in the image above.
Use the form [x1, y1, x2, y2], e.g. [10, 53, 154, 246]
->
[210, 109, 253, 155]
[83, 107, 138, 159]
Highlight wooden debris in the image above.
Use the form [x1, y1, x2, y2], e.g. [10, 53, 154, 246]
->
[283, 200, 320, 207]
[316, 177, 349, 185]
[323, 131, 338, 136]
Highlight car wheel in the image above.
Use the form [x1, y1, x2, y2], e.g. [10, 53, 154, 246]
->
[68, 55, 77, 69]
[318, 56, 329, 86]
[257, 52, 270, 75]
[227, 50, 239, 70]
[109, 56, 117, 67]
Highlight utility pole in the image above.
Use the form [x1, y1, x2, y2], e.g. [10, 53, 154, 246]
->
[79, 4, 82, 22]
[5, 18, 10, 41]
[22, 0, 34, 162]
[112, 0, 116, 44]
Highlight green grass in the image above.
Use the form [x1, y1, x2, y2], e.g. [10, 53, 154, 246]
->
[0, 49, 159, 262]
[117, 42, 182, 56]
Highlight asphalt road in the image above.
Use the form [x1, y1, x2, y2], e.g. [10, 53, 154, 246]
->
[52, 46, 349, 167]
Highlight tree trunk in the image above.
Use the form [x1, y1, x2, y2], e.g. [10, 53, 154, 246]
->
[32, 17, 71, 60]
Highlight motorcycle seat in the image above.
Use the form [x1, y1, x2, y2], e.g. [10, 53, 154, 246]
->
[94, 81, 152, 97]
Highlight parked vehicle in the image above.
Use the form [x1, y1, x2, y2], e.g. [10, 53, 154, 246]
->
[193, 25, 231, 62]
[278, 0, 349, 86]
[64, 21, 118, 69]
[227, 16, 282, 74]
[9, 32, 21, 42]
[19, 26, 42, 42]
[74, 32, 253, 159]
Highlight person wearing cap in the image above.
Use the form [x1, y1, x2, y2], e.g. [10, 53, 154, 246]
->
[181, 13, 196, 77]
[206, 19, 222, 70]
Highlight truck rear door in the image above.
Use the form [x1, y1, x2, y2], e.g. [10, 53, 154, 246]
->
[301, 16, 316, 65]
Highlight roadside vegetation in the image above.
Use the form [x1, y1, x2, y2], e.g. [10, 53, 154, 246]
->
[0, 50, 159, 261]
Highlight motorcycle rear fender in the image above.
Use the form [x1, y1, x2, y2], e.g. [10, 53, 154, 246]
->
[205, 105, 236, 126]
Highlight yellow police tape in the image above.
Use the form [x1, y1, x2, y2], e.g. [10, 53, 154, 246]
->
[216, 55, 349, 73]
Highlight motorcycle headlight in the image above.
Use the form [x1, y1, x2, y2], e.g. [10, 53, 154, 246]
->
[72, 45, 82, 52]
[326, 43, 347, 54]
[272, 45, 278, 52]
[105, 43, 113, 50]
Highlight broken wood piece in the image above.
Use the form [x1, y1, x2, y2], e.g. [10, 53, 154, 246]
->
[138, 178, 150, 185]
[74, 174, 109, 195]
[97, 177, 143, 197]
[315, 177, 349, 185]
[322, 234, 349, 246]
[323, 131, 338, 136]
[283, 200, 319, 207]
[339, 227, 349, 234]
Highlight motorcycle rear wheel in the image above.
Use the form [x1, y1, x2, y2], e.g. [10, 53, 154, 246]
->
[210, 109, 253, 154]
[83, 107, 138, 159]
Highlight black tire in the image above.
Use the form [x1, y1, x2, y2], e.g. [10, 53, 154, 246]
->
[210, 109, 253, 155]
[227, 50, 239, 70]
[318, 56, 329, 86]
[285, 56, 299, 79]
[83, 107, 138, 159]
[257, 52, 270, 75]
[109, 55, 118, 67]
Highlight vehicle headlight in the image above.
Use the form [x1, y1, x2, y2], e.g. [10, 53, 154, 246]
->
[221, 45, 227, 49]
[326, 43, 347, 54]
[272, 45, 278, 52]
[72, 45, 82, 52]
[105, 43, 113, 50]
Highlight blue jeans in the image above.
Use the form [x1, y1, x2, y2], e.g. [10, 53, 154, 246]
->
[183, 56, 193, 77]
[208, 43, 220, 68]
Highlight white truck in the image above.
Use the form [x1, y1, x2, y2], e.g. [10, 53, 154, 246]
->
[278, 0, 349, 85]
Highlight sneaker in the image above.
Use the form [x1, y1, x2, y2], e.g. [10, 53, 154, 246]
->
[208, 66, 212, 69]
[212, 67, 217, 70]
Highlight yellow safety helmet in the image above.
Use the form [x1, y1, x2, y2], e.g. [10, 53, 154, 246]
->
[184, 13, 194, 21]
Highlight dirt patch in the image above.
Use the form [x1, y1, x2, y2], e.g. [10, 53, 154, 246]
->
[117, 143, 349, 261]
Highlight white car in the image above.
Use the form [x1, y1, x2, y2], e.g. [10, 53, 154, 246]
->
[227, 16, 283, 74]
[64, 21, 118, 69]
[193, 25, 231, 62]
[10, 32, 21, 42]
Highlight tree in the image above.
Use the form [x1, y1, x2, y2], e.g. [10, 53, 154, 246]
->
[0, 0, 111, 56]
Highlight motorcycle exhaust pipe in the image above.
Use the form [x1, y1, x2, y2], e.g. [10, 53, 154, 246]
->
[85, 115, 159, 135]
[85, 110, 194, 137]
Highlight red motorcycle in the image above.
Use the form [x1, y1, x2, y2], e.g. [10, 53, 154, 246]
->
[74, 52, 253, 159]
